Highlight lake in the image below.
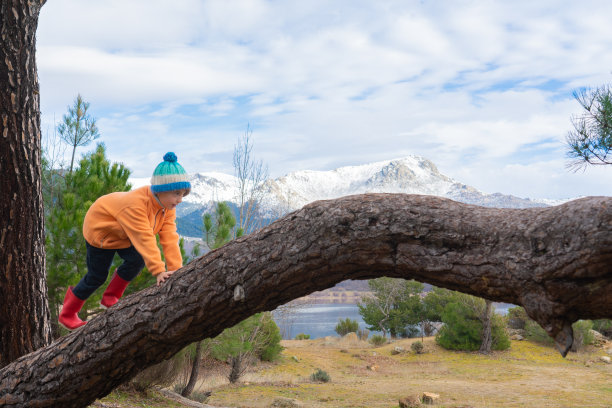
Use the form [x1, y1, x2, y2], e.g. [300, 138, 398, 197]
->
[272, 302, 514, 340]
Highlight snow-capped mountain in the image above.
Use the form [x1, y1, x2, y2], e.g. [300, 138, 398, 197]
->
[259, 156, 553, 211]
[131, 155, 570, 237]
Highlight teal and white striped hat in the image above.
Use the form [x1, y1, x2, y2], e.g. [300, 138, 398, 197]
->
[150, 152, 191, 194]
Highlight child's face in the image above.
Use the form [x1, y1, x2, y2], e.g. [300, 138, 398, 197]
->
[156, 190, 185, 210]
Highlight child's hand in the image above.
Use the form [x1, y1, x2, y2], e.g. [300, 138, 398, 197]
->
[156, 270, 175, 286]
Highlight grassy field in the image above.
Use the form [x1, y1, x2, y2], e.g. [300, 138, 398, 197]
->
[96, 336, 612, 408]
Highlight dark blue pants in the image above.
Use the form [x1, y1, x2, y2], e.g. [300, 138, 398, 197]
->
[72, 242, 145, 300]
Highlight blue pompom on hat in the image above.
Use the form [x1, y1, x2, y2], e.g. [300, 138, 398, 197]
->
[150, 152, 191, 194]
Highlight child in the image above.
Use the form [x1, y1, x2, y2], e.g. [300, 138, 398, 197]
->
[58, 152, 191, 330]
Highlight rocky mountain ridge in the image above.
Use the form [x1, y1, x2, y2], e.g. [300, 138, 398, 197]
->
[130, 155, 569, 238]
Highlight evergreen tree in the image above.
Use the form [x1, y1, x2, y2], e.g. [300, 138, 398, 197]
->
[58, 94, 100, 174]
[210, 312, 282, 383]
[429, 290, 510, 351]
[45, 144, 131, 334]
[203, 201, 243, 249]
[358, 278, 423, 338]
[566, 84, 612, 169]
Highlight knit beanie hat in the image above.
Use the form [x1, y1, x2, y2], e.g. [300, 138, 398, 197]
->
[150, 152, 191, 194]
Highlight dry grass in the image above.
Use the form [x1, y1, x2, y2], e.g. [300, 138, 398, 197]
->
[198, 337, 612, 408]
[94, 336, 611, 408]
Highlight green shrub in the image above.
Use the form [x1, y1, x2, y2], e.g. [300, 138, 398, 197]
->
[571, 320, 594, 351]
[436, 298, 510, 351]
[335, 318, 359, 336]
[211, 312, 283, 362]
[310, 368, 331, 383]
[436, 301, 482, 351]
[258, 313, 284, 361]
[491, 313, 511, 350]
[260, 340, 284, 362]
[369, 334, 386, 346]
[411, 341, 424, 354]
[295, 333, 310, 340]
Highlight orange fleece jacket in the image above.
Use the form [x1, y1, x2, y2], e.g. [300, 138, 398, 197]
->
[83, 185, 182, 276]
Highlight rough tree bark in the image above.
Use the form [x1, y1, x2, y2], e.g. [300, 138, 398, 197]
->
[0, 194, 610, 407]
[0, 0, 52, 367]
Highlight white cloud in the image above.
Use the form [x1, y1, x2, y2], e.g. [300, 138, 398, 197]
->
[36, 0, 612, 198]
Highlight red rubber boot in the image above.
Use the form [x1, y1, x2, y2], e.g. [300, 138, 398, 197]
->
[101, 270, 130, 308]
[58, 287, 87, 330]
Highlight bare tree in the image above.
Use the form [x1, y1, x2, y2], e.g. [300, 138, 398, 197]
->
[40, 122, 70, 338]
[0, 0, 52, 368]
[1, 194, 610, 407]
[233, 124, 269, 234]
[41, 117, 69, 215]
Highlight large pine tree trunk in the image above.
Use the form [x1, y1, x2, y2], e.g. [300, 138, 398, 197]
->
[0, 0, 51, 368]
[0, 194, 610, 407]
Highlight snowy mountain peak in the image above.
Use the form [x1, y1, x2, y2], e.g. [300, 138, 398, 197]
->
[260, 156, 476, 210]
[131, 155, 555, 237]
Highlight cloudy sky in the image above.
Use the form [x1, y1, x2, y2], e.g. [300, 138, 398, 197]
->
[37, 0, 612, 200]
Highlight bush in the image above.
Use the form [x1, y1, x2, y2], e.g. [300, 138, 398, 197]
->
[310, 368, 331, 383]
[295, 333, 310, 340]
[491, 313, 511, 350]
[436, 298, 510, 351]
[436, 301, 482, 351]
[357, 328, 370, 341]
[211, 312, 283, 362]
[209, 312, 283, 383]
[335, 318, 359, 336]
[257, 313, 284, 362]
[411, 341, 424, 354]
[260, 340, 284, 362]
[572, 320, 594, 351]
[369, 334, 386, 346]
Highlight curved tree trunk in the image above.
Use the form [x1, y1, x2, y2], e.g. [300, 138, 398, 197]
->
[0, 194, 610, 407]
[0, 0, 51, 368]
